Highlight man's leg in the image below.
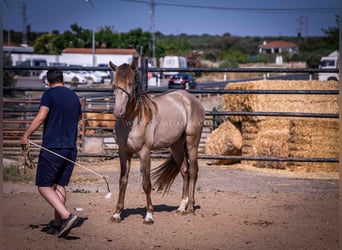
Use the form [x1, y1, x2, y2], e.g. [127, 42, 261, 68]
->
[53, 185, 67, 226]
[38, 186, 70, 221]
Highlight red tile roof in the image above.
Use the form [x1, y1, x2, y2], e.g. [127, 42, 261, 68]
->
[63, 48, 137, 55]
[258, 40, 298, 48]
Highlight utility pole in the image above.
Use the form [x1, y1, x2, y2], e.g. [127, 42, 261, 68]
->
[21, 3, 28, 45]
[4, 0, 11, 46]
[85, 0, 96, 66]
[149, 0, 156, 65]
[297, 16, 308, 42]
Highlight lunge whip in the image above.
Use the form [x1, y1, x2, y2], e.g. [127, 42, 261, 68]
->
[28, 140, 112, 199]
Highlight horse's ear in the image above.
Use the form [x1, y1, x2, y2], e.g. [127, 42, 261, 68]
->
[109, 61, 117, 71]
[131, 60, 138, 70]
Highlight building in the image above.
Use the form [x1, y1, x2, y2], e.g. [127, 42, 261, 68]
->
[62, 48, 138, 66]
[5, 44, 138, 67]
[258, 40, 299, 54]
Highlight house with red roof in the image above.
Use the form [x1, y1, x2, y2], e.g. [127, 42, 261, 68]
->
[258, 40, 299, 54]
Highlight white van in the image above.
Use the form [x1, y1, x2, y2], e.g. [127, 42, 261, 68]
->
[318, 51, 339, 81]
[162, 56, 187, 76]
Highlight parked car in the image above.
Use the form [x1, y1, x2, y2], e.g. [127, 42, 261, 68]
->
[78, 71, 103, 84]
[168, 73, 196, 89]
[39, 70, 87, 85]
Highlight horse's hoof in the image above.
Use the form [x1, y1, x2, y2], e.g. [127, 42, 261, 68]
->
[109, 216, 121, 223]
[187, 209, 196, 215]
[176, 210, 187, 215]
[143, 219, 154, 225]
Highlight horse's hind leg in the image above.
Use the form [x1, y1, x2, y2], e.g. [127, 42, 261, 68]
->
[185, 134, 200, 213]
[170, 140, 190, 215]
[109, 150, 132, 223]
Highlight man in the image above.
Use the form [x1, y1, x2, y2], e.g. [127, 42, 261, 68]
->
[21, 68, 82, 237]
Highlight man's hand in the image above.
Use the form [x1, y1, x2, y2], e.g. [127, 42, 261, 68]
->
[20, 135, 29, 145]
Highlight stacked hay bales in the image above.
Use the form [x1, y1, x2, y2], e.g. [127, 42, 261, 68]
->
[223, 80, 338, 171]
[205, 120, 242, 165]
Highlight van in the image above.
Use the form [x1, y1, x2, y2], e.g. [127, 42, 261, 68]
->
[18, 58, 48, 76]
[162, 56, 187, 76]
[318, 51, 339, 81]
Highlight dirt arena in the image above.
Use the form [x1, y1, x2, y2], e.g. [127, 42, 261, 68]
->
[3, 158, 338, 250]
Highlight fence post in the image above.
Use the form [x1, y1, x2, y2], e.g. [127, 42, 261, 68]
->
[80, 97, 87, 151]
[141, 58, 148, 91]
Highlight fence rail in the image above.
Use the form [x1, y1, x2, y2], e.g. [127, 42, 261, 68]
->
[3, 63, 339, 164]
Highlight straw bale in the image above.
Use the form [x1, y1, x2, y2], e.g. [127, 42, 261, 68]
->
[205, 120, 242, 165]
[224, 80, 338, 123]
[223, 80, 338, 171]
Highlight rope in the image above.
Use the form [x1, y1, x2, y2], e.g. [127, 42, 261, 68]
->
[28, 140, 111, 193]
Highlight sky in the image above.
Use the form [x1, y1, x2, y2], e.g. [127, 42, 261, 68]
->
[2, 0, 340, 37]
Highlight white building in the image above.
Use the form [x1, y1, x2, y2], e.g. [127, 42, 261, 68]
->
[61, 48, 138, 66]
[5, 45, 138, 67]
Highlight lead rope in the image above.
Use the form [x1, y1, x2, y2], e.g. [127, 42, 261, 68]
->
[28, 140, 112, 199]
[19, 144, 35, 175]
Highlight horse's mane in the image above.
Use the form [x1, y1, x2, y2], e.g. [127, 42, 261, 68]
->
[117, 64, 157, 124]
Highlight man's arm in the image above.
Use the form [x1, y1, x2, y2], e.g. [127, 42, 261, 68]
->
[20, 106, 50, 145]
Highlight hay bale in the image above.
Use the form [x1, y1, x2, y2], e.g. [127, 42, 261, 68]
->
[205, 120, 242, 165]
[223, 80, 338, 171]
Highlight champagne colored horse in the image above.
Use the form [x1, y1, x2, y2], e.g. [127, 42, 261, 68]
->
[109, 61, 205, 224]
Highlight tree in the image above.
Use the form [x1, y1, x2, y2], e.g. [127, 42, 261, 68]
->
[322, 15, 339, 51]
[97, 26, 120, 48]
[121, 28, 152, 56]
[34, 33, 62, 54]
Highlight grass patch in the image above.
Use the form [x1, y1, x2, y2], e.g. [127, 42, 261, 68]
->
[3, 164, 35, 182]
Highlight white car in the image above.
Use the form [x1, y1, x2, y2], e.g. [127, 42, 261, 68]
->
[39, 70, 87, 85]
[62, 71, 88, 84]
[79, 71, 104, 84]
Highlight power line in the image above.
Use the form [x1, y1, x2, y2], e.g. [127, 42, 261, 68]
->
[122, 0, 337, 13]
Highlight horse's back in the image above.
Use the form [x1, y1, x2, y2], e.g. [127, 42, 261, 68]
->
[154, 90, 204, 115]
[153, 89, 205, 130]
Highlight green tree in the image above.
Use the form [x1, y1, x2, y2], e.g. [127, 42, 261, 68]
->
[96, 26, 121, 48]
[121, 28, 152, 56]
[322, 15, 339, 51]
[34, 33, 57, 54]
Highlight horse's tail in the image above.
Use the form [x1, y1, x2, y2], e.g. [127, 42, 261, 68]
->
[151, 155, 180, 194]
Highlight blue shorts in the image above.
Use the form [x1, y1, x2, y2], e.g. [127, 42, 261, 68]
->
[36, 148, 77, 187]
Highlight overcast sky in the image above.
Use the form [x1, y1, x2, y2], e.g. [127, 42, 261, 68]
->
[3, 0, 340, 37]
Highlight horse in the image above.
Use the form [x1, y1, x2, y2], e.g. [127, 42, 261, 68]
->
[84, 106, 115, 135]
[109, 61, 205, 224]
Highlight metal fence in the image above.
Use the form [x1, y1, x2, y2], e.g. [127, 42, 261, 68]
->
[3, 62, 339, 164]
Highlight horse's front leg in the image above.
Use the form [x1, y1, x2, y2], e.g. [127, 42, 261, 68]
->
[109, 150, 132, 223]
[139, 149, 154, 224]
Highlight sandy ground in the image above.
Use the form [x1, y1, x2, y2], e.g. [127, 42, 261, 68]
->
[3, 158, 339, 250]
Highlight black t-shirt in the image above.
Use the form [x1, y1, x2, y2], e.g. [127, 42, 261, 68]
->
[40, 86, 81, 148]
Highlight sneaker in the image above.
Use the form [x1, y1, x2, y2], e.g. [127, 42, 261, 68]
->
[46, 225, 60, 235]
[57, 214, 79, 238]
[41, 221, 60, 235]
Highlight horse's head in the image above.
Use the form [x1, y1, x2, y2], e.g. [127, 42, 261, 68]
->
[109, 61, 139, 118]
